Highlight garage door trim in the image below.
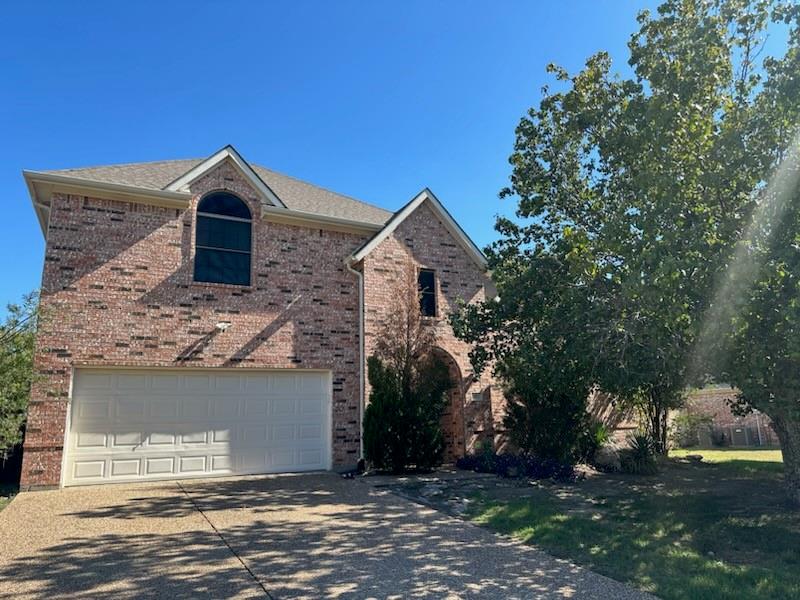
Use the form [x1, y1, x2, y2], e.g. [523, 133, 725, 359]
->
[62, 366, 333, 487]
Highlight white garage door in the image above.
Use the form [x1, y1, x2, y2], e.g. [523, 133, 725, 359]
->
[63, 368, 332, 486]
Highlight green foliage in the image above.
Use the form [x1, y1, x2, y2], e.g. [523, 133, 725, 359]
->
[576, 420, 610, 463]
[620, 434, 659, 475]
[362, 265, 452, 473]
[671, 413, 713, 448]
[452, 0, 800, 464]
[363, 354, 451, 473]
[0, 292, 38, 460]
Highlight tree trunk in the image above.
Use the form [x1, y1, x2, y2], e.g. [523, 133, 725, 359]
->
[646, 395, 669, 455]
[771, 414, 800, 509]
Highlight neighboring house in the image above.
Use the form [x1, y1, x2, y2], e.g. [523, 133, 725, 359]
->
[20, 145, 502, 489]
[683, 385, 779, 447]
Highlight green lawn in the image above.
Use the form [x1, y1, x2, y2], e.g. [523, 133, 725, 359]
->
[0, 483, 17, 512]
[670, 448, 785, 474]
[469, 452, 799, 600]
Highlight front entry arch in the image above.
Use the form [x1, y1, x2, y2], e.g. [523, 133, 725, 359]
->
[434, 348, 466, 463]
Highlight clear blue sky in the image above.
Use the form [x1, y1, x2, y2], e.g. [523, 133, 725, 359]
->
[2, 1, 666, 309]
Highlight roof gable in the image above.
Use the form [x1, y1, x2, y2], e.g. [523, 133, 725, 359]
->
[350, 188, 488, 270]
[164, 145, 286, 208]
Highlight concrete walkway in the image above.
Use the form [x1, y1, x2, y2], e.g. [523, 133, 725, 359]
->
[0, 473, 651, 599]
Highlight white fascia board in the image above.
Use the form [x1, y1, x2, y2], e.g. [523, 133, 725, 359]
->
[23, 171, 191, 205]
[23, 170, 192, 238]
[350, 188, 488, 270]
[164, 145, 286, 208]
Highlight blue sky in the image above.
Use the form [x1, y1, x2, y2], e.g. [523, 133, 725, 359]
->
[2, 0, 681, 309]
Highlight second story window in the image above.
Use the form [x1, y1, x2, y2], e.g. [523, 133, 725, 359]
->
[418, 268, 437, 317]
[194, 192, 252, 286]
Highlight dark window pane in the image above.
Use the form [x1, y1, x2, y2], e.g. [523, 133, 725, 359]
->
[196, 216, 251, 252]
[418, 269, 435, 293]
[420, 291, 436, 317]
[197, 193, 251, 219]
[418, 269, 436, 316]
[194, 248, 251, 286]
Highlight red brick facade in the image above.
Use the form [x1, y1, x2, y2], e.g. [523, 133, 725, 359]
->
[360, 201, 502, 460]
[21, 160, 498, 487]
[685, 386, 779, 447]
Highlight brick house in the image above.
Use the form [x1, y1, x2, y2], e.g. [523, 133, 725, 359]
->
[683, 386, 779, 447]
[20, 145, 502, 489]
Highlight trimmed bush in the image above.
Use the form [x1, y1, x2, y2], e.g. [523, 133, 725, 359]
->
[456, 449, 575, 481]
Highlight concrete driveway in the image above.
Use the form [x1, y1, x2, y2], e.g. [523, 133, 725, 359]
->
[0, 473, 650, 599]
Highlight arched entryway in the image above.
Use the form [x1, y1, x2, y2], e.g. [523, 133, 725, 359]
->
[434, 348, 467, 463]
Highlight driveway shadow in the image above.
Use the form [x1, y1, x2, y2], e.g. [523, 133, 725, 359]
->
[1, 474, 650, 599]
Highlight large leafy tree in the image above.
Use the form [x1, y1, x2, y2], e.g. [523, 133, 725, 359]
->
[0, 292, 38, 461]
[453, 0, 800, 471]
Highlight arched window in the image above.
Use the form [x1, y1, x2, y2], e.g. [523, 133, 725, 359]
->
[194, 192, 252, 285]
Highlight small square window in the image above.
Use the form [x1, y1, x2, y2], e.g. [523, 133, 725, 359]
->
[471, 392, 484, 403]
[418, 269, 436, 317]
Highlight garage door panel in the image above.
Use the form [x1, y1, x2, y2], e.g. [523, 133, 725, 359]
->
[181, 431, 208, 444]
[117, 373, 148, 390]
[272, 397, 296, 417]
[65, 369, 331, 486]
[112, 431, 142, 447]
[244, 375, 269, 393]
[241, 450, 268, 470]
[298, 449, 323, 466]
[212, 428, 232, 444]
[150, 398, 180, 418]
[148, 432, 176, 446]
[151, 373, 180, 391]
[299, 397, 323, 416]
[116, 398, 146, 419]
[215, 375, 241, 392]
[145, 457, 175, 475]
[77, 400, 111, 420]
[73, 460, 105, 480]
[79, 372, 114, 390]
[242, 424, 268, 445]
[110, 459, 141, 478]
[214, 398, 241, 418]
[271, 423, 295, 442]
[184, 375, 211, 392]
[269, 373, 298, 394]
[179, 456, 207, 473]
[211, 455, 233, 472]
[244, 397, 268, 417]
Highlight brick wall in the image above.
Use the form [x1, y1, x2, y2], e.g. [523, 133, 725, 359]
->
[685, 386, 779, 447]
[22, 161, 368, 487]
[360, 200, 502, 459]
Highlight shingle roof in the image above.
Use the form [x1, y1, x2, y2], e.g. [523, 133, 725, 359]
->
[44, 158, 393, 226]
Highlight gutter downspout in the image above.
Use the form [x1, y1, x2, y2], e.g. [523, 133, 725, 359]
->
[345, 258, 365, 461]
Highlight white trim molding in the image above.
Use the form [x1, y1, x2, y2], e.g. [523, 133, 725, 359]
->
[23, 170, 193, 236]
[350, 188, 488, 270]
[164, 145, 286, 208]
[23, 169, 384, 239]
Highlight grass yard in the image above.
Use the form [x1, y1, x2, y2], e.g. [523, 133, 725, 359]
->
[468, 451, 799, 600]
[0, 484, 17, 512]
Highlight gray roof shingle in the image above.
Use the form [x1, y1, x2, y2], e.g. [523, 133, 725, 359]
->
[44, 158, 393, 226]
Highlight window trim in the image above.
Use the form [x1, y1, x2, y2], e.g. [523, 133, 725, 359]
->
[418, 267, 437, 318]
[193, 191, 254, 287]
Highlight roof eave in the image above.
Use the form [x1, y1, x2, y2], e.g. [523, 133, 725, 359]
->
[349, 188, 488, 270]
[22, 170, 386, 239]
[164, 145, 287, 208]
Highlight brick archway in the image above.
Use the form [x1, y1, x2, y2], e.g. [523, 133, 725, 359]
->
[434, 348, 466, 463]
